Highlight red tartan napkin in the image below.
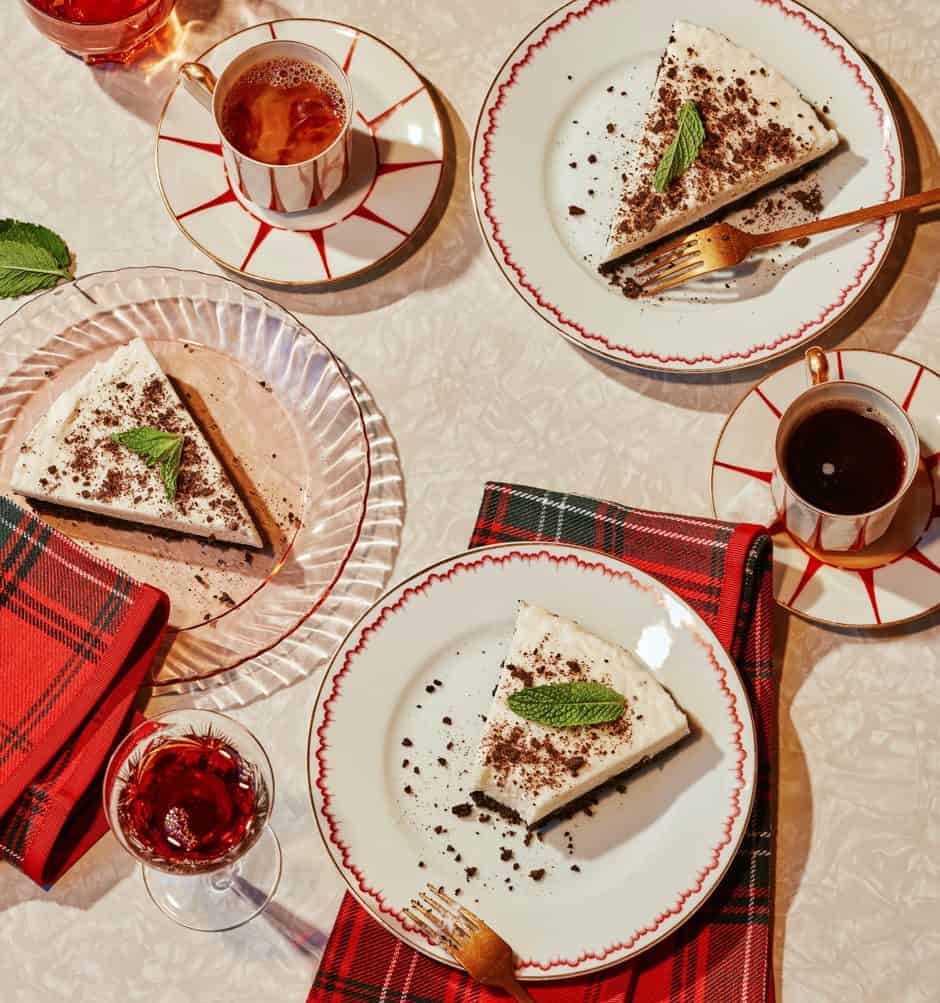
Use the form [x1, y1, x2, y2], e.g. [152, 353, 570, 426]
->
[0, 497, 169, 886]
[310, 482, 776, 1003]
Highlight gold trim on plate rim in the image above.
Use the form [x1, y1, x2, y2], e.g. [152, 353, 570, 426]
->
[468, 0, 906, 375]
[155, 18, 447, 290]
[305, 540, 759, 980]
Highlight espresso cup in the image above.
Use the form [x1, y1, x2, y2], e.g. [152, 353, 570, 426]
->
[771, 348, 919, 552]
[180, 40, 354, 213]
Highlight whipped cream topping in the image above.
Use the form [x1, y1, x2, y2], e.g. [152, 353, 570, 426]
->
[605, 21, 839, 261]
[12, 338, 262, 548]
[472, 603, 689, 827]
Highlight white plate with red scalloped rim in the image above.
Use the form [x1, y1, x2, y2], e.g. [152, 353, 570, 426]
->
[712, 350, 940, 628]
[471, 0, 902, 373]
[308, 542, 756, 978]
[156, 19, 444, 287]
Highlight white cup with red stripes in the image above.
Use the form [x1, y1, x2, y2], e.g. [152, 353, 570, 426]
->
[771, 348, 919, 552]
[179, 40, 354, 214]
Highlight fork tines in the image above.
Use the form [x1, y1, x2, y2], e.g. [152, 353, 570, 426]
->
[403, 884, 483, 953]
[634, 234, 705, 295]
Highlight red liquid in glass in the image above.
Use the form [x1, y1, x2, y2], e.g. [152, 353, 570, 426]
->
[117, 734, 266, 870]
[29, 0, 153, 23]
[221, 58, 347, 165]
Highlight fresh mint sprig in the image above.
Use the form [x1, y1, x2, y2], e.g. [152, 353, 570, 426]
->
[111, 427, 185, 502]
[506, 681, 626, 728]
[0, 219, 73, 298]
[653, 100, 706, 193]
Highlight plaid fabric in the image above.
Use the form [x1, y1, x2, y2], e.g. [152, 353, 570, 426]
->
[310, 483, 776, 1003]
[0, 497, 169, 886]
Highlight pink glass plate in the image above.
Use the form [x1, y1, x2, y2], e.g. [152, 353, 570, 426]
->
[0, 267, 371, 690]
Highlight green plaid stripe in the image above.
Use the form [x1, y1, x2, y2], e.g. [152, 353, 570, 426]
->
[315, 974, 442, 1003]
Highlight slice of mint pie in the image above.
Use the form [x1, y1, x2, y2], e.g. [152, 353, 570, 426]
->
[472, 603, 689, 827]
[12, 338, 262, 548]
[605, 21, 839, 262]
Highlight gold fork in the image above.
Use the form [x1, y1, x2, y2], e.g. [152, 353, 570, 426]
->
[635, 187, 940, 296]
[404, 885, 536, 1002]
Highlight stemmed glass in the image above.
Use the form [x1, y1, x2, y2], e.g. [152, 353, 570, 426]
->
[104, 709, 282, 931]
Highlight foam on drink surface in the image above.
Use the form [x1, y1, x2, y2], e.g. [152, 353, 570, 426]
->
[221, 57, 347, 166]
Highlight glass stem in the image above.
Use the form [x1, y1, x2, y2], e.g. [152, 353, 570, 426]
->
[209, 864, 238, 892]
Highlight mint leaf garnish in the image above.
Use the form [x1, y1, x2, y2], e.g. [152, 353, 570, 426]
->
[0, 220, 73, 298]
[111, 427, 185, 502]
[0, 240, 72, 298]
[0, 220, 72, 270]
[506, 681, 626, 728]
[653, 100, 705, 193]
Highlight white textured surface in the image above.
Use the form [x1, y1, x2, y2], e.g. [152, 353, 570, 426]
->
[0, 1, 938, 1001]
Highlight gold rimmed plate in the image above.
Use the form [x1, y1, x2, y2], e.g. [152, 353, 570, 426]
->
[308, 543, 756, 978]
[471, 0, 903, 373]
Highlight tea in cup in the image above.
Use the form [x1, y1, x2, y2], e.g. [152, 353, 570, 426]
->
[180, 40, 354, 213]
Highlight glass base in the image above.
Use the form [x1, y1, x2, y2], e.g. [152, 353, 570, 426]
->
[142, 826, 282, 932]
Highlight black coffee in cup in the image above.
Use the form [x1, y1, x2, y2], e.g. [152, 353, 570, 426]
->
[783, 405, 906, 516]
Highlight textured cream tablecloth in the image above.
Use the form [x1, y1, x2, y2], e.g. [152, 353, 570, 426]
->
[1, 1, 939, 1001]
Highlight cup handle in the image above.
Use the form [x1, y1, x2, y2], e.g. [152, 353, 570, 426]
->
[806, 347, 829, 386]
[179, 62, 218, 112]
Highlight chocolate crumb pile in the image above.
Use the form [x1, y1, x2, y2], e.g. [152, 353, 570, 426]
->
[400, 654, 611, 891]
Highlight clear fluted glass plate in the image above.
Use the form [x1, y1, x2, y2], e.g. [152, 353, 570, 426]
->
[0, 267, 384, 696]
[157, 363, 404, 708]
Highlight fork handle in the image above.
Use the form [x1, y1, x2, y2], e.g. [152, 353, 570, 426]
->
[496, 976, 538, 1002]
[750, 186, 940, 248]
